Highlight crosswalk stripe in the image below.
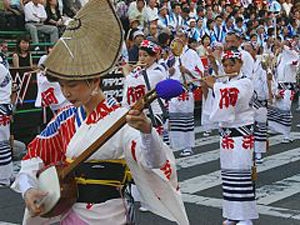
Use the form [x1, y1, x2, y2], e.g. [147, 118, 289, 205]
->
[179, 147, 300, 194]
[172, 135, 220, 153]
[0, 222, 18, 225]
[256, 174, 300, 205]
[180, 131, 300, 220]
[182, 194, 300, 220]
[176, 132, 300, 170]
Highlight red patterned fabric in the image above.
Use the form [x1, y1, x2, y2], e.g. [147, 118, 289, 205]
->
[140, 40, 161, 54]
[221, 50, 242, 61]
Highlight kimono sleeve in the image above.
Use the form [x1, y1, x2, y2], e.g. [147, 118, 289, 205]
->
[123, 126, 189, 225]
[185, 50, 204, 78]
[23, 107, 77, 166]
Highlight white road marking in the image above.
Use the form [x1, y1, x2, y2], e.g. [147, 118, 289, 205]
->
[176, 132, 300, 170]
[0, 222, 19, 225]
[183, 194, 300, 220]
[178, 131, 300, 220]
[256, 174, 300, 205]
[172, 135, 220, 152]
[180, 147, 300, 194]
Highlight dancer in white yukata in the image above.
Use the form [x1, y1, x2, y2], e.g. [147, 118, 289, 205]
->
[122, 39, 169, 212]
[244, 41, 271, 163]
[0, 63, 13, 187]
[168, 30, 204, 156]
[122, 40, 168, 137]
[35, 47, 71, 114]
[204, 50, 258, 225]
[268, 37, 299, 143]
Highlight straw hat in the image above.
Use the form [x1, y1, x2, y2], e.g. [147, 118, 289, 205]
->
[41, 0, 123, 80]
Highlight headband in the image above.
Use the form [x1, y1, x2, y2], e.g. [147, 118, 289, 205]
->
[140, 40, 161, 54]
[222, 50, 242, 61]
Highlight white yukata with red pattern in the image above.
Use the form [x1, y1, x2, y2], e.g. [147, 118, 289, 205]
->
[0, 64, 13, 186]
[209, 74, 259, 221]
[11, 98, 189, 225]
[168, 46, 204, 151]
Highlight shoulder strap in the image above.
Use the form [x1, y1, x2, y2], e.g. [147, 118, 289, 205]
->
[142, 70, 168, 123]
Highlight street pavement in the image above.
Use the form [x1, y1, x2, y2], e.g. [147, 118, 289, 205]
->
[1, 106, 300, 225]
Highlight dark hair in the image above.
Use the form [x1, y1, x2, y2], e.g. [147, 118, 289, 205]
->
[201, 34, 211, 45]
[139, 47, 157, 57]
[235, 17, 243, 24]
[258, 9, 266, 18]
[45, 73, 98, 84]
[182, 7, 190, 14]
[15, 35, 31, 54]
[45, 73, 59, 83]
[206, 19, 214, 29]
[250, 33, 257, 39]
[225, 4, 231, 8]
[46, 0, 60, 11]
[267, 27, 275, 36]
[188, 37, 197, 44]
[197, 6, 205, 13]
[221, 57, 242, 64]
[258, 18, 264, 26]
[215, 15, 223, 21]
[158, 32, 170, 46]
[128, 28, 139, 41]
[172, 3, 181, 9]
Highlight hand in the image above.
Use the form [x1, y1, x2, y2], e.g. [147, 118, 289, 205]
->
[267, 72, 273, 81]
[31, 64, 39, 71]
[57, 19, 63, 26]
[169, 67, 175, 76]
[126, 109, 152, 134]
[275, 94, 283, 100]
[122, 63, 133, 76]
[207, 48, 216, 61]
[180, 65, 187, 74]
[24, 189, 48, 217]
[11, 82, 19, 93]
[203, 75, 216, 88]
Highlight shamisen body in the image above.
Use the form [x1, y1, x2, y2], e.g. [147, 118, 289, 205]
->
[10, 0, 189, 224]
[203, 49, 258, 225]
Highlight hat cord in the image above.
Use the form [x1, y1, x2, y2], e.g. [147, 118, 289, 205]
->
[60, 37, 75, 59]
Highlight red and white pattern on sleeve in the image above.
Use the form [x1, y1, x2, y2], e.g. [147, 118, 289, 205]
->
[22, 98, 120, 166]
[23, 107, 78, 165]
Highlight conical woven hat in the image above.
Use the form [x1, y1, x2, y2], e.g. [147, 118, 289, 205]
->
[41, 0, 123, 80]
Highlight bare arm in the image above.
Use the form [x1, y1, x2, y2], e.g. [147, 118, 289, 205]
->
[12, 53, 20, 68]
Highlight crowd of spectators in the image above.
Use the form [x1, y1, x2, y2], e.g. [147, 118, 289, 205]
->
[0, 0, 87, 45]
[0, 0, 299, 60]
[113, 0, 300, 59]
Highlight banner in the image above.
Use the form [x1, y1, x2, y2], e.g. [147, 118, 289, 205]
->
[100, 65, 125, 102]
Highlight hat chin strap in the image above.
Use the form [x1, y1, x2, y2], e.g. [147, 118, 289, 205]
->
[81, 81, 101, 106]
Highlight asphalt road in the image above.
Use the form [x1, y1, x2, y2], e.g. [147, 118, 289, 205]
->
[1, 105, 300, 225]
